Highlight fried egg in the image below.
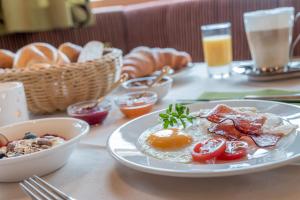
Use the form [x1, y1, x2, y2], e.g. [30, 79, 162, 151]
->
[137, 119, 211, 163]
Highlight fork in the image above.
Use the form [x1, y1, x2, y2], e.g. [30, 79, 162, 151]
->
[19, 175, 75, 200]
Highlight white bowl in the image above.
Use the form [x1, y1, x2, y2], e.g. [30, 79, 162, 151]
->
[0, 118, 89, 182]
[121, 76, 173, 101]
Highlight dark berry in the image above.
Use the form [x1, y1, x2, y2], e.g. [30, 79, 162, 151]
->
[23, 132, 37, 140]
[0, 153, 5, 159]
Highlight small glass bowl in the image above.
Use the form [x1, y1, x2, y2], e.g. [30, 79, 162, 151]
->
[115, 91, 158, 118]
[121, 76, 173, 101]
[67, 99, 111, 125]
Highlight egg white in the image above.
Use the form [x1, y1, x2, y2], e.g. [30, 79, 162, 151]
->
[137, 118, 212, 163]
[260, 113, 297, 135]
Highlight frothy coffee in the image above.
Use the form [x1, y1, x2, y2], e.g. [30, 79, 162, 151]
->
[244, 7, 294, 71]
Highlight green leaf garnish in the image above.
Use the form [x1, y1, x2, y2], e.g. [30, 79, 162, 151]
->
[159, 103, 195, 129]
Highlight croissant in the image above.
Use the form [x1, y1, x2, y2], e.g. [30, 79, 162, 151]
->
[122, 47, 192, 78]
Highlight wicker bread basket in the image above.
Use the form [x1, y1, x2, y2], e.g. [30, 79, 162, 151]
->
[0, 48, 122, 114]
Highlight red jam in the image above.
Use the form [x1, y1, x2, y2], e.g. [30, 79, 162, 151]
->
[67, 99, 111, 125]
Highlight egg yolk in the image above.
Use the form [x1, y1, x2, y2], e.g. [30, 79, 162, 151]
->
[147, 128, 192, 150]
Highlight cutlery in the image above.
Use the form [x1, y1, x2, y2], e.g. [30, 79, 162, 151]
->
[20, 175, 75, 200]
[244, 94, 300, 101]
[148, 66, 170, 88]
[177, 94, 300, 104]
[134, 66, 170, 99]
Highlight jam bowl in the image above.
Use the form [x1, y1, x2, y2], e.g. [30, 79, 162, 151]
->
[67, 99, 111, 125]
[115, 91, 158, 118]
[121, 76, 173, 101]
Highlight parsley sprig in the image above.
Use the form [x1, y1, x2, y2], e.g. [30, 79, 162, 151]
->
[159, 104, 195, 129]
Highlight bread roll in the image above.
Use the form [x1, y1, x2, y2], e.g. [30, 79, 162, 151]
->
[122, 47, 192, 78]
[121, 66, 139, 78]
[175, 52, 192, 70]
[151, 49, 161, 71]
[56, 51, 71, 64]
[131, 46, 158, 69]
[0, 49, 15, 68]
[58, 42, 82, 62]
[31, 42, 58, 63]
[78, 41, 104, 62]
[122, 59, 146, 78]
[161, 48, 178, 67]
[152, 48, 166, 70]
[14, 46, 49, 69]
[124, 52, 155, 77]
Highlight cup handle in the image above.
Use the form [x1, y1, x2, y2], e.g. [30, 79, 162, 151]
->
[290, 12, 300, 59]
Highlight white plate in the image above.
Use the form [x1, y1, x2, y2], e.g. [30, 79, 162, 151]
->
[108, 100, 300, 177]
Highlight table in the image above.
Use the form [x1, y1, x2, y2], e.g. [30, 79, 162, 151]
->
[2, 63, 300, 200]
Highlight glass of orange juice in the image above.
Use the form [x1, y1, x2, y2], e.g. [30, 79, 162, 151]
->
[201, 23, 232, 79]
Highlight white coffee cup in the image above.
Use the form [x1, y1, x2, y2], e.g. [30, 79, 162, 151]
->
[0, 82, 29, 127]
[244, 7, 300, 72]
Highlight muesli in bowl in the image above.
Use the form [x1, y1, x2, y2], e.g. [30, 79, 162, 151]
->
[0, 132, 65, 159]
[0, 117, 89, 182]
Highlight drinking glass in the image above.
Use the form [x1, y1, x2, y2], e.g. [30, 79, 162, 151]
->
[201, 23, 233, 79]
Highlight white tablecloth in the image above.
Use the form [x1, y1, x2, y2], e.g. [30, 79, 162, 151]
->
[2, 63, 300, 200]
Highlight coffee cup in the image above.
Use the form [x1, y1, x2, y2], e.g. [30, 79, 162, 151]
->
[0, 82, 29, 127]
[244, 7, 300, 72]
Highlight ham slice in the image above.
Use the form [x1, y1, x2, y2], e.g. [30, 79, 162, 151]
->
[206, 105, 284, 147]
[206, 104, 266, 135]
[208, 119, 241, 140]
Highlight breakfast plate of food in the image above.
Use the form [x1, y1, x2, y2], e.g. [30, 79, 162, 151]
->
[108, 100, 300, 177]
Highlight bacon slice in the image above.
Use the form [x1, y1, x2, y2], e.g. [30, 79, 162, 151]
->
[232, 116, 266, 136]
[250, 134, 281, 147]
[208, 119, 241, 140]
[206, 104, 234, 123]
[206, 104, 266, 135]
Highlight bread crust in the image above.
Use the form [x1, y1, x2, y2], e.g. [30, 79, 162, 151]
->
[0, 49, 15, 68]
[124, 52, 155, 77]
[58, 42, 82, 62]
[31, 42, 58, 63]
[14, 46, 49, 69]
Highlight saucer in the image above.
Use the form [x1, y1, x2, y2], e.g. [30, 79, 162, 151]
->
[232, 61, 300, 81]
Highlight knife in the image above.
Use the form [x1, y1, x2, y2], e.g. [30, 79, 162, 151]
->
[177, 94, 300, 104]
